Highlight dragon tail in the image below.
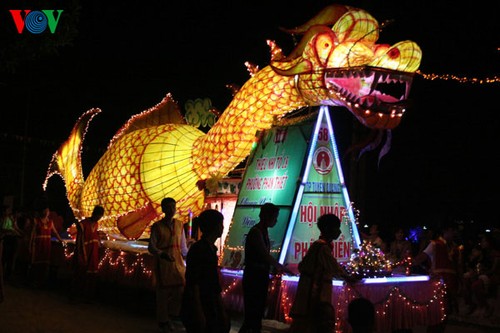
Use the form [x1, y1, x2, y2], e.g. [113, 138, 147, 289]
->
[43, 108, 101, 217]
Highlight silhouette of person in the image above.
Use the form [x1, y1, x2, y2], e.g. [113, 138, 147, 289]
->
[239, 203, 287, 333]
[181, 209, 230, 333]
[1, 205, 22, 282]
[389, 227, 412, 274]
[361, 224, 385, 250]
[348, 297, 375, 333]
[71, 205, 104, 302]
[29, 207, 65, 288]
[148, 197, 188, 333]
[413, 223, 460, 333]
[289, 213, 355, 333]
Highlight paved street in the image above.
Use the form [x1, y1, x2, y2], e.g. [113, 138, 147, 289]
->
[1, 267, 498, 333]
[0, 275, 287, 333]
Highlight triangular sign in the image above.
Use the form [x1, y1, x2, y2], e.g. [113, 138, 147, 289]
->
[221, 106, 361, 274]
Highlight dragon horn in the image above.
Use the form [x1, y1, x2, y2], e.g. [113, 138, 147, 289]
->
[279, 4, 351, 35]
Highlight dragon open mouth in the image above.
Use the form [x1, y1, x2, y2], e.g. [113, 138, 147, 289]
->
[324, 66, 414, 117]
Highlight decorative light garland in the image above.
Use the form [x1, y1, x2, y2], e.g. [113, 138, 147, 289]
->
[97, 249, 153, 277]
[278, 278, 447, 330]
[221, 277, 240, 298]
[62, 245, 152, 278]
[64, 241, 447, 331]
[417, 70, 500, 84]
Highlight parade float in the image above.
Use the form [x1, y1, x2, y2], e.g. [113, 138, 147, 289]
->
[45, 4, 445, 332]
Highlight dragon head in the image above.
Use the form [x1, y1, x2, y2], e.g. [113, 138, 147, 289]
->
[272, 5, 422, 130]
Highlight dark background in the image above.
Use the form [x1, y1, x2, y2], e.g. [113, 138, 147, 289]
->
[1, 1, 498, 234]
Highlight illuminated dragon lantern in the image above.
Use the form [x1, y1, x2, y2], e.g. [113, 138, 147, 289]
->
[44, 4, 421, 239]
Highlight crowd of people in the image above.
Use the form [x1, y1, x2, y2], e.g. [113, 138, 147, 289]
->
[142, 199, 371, 333]
[2, 197, 499, 333]
[0, 203, 69, 298]
[361, 221, 499, 323]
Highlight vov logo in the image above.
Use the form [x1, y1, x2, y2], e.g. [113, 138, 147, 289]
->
[9, 10, 64, 34]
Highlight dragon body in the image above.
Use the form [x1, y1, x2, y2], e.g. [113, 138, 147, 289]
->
[44, 5, 421, 239]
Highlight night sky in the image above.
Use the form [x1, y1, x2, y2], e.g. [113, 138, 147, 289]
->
[1, 1, 498, 233]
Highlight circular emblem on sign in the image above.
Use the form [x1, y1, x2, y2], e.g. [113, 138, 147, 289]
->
[313, 146, 333, 175]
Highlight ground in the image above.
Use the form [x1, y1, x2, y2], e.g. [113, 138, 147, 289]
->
[1, 266, 499, 333]
[0, 269, 288, 333]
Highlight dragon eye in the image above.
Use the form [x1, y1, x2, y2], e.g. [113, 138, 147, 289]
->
[388, 48, 400, 59]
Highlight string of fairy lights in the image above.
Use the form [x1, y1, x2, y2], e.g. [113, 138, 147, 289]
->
[221, 272, 447, 330]
[60, 216, 443, 332]
[416, 70, 500, 84]
[63, 246, 153, 282]
[332, 280, 447, 331]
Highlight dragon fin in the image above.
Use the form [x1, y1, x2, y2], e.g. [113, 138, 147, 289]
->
[43, 108, 102, 214]
[117, 202, 160, 240]
[108, 93, 185, 149]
